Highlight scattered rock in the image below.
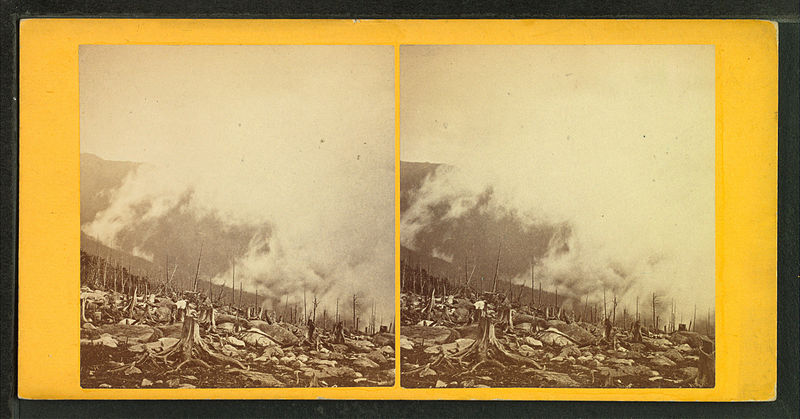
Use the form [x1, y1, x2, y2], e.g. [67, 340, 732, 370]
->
[230, 368, 285, 387]
[402, 325, 459, 345]
[399, 337, 414, 350]
[663, 348, 684, 362]
[97, 324, 155, 343]
[227, 336, 246, 348]
[525, 336, 543, 347]
[353, 357, 380, 369]
[546, 321, 596, 345]
[239, 330, 277, 348]
[536, 330, 573, 347]
[248, 321, 300, 347]
[216, 322, 236, 333]
[679, 367, 699, 380]
[650, 355, 677, 367]
[123, 365, 141, 375]
[533, 370, 580, 387]
[372, 332, 394, 348]
[366, 350, 388, 365]
[435, 380, 447, 388]
[141, 378, 153, 387]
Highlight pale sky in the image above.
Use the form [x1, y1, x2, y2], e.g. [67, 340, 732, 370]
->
[400, 45, 715, 309]
[80, 45, 396, 322]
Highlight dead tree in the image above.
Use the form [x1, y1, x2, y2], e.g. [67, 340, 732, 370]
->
[312, 296, 320, 323]
[351, 294, 359, 331]
[491, 241, 501, 293]
[192, 242, 203, 292]
[612, 295, 618, 326]
[652, 293, 659, 332]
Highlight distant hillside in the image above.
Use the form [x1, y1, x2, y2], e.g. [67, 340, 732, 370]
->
[399, 161, 445, 213]
[80, 154, 267, 308]
[400, 160, 568, 305]
[80, 153, 140, 225]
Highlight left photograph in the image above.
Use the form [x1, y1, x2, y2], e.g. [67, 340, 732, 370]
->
[78, 45, 396, 388]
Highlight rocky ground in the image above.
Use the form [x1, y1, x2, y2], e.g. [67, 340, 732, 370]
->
[400, 292, 714, 388]
[80, 286, 395, 388]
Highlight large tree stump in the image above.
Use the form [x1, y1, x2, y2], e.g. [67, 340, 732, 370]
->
[150, 315, 245, 371]
[332, 321, 345, 344]
[696, 341, 715, 387]
[405, 314, 542, 378]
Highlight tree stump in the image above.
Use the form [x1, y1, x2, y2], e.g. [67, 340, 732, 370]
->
[696, 341, 715, 387]
[405, 314, 542, 377]
[150, 315, 245, 371]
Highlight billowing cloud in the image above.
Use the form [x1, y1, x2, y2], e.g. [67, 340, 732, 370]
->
[81, 45, 395, 325]
[401, 45, 715, 319]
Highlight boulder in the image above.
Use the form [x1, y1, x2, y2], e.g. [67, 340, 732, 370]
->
[536, 330, 572, 347]
[230, 368, 284, 387]
[346, 339, 376, 353]
[83, 333, 117, 348]
[669, 331, 713, 349]
[515, 323, 532, 332]
[366, 350, 389, 365]
[227, 336, 246, 348]
[546, 321, 596, 346]
[353, 357, 380, 369]
[319, 365, 359, 379]
[679, 366, 699, 380]
[155, 324, 183, 339]
[221, 344, 241, 357]
[372, 332, 394, 348]
[152, 306, 172, 322]
[532, 370, 580, 387]
[137, 337, 180, 352]
[216, 322, 236, 333]
[399, 337, 414, 350]
[97, 324, 155, 343]
[311, 359, 337, 367]
[248, 321, 300, 347]
[239, 330, 277, 348]
[646, 337, 673, 350]
[663, 348, 684, 362]
[650, 355, 677, 367]
[424, 338, 475, 355]
[453, 308, 471, 323]
[402, 325, 459, 345]
[525, 336, 543, 347]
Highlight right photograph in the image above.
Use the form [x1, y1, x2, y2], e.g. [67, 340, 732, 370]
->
[399, 45, 716, 389]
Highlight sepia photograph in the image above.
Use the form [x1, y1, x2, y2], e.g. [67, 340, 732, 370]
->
[78, 45, 396, 388]
[399, 45, 716, 388]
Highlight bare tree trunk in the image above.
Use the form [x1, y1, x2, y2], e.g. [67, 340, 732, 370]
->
[192, 242, 203, 293]
[491, 241, 501, 293]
